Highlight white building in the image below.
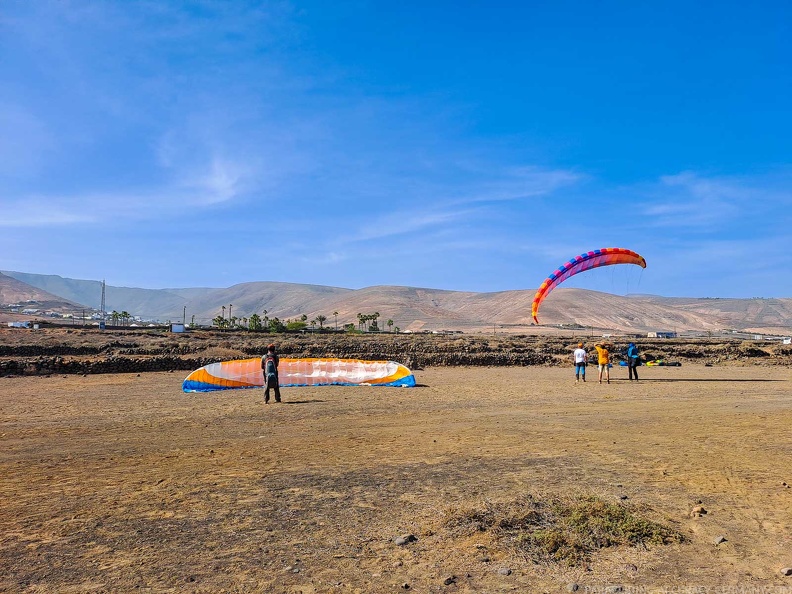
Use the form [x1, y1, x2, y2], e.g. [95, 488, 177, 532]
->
[647, 331, 677, 338]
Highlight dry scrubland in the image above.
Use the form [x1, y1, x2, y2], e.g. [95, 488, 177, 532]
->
[1, 329, 792, 593]
[2, 327, 792, 375]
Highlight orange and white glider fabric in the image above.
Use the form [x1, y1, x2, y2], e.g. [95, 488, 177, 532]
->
[532, 247, 647, 324]
[182, 358, 416, 392]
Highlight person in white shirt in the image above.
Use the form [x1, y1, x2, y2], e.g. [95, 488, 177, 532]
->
[573, 343, 588, 384]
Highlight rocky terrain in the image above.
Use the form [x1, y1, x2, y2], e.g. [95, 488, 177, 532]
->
[1, 327, 791, 378]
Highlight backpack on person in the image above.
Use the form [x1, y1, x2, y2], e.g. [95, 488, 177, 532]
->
[263, 354, 277, 388]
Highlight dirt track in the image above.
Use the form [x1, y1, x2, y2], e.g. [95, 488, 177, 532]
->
[2, 364, 792, 593]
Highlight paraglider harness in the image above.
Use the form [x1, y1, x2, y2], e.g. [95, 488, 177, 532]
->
[263, 353, 278, 388]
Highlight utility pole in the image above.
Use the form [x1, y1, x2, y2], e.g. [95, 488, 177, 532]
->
[183, 306, 186, 325]
[100, 280, 106, 330]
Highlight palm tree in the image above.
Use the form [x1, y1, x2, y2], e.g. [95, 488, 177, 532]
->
[221, 305, 226, 321]
[357, 313, 363, 331]
[333, 311, 339, 331]
[387, 319, 394, 332]
[121, 311, 130, 326]
[317, 315, 327, 329]
[111, 310, 119, 326]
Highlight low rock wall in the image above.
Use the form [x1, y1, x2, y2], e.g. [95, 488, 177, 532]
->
[1, 331, 790, 377]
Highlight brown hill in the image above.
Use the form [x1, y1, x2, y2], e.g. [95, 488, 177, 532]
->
[183, 281, 352, 327]
[4, 271, 791, 335]
[0, 272, 81, 310]
[186, 284, 792, 335]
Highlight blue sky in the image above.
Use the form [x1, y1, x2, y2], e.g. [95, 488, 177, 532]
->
[1, 1, 790, 297]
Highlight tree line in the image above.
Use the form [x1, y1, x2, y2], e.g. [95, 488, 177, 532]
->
[210, 308, 398, 333]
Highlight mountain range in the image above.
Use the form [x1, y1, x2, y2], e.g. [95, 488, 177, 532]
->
[2, 270, 791, 335]
[0, 272, 80, 311]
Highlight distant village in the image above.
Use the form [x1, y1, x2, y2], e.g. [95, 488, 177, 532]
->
[1, 299, 157, 328]
[3, 298, 790, 344]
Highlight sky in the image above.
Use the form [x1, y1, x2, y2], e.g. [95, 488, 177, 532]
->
[1, 1, 791, 298]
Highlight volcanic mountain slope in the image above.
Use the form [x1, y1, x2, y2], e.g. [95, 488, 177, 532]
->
[0, 272, 81, 311]
[183, 284, 792, 334]
[178, 281, 353, 324]
[1, 271, 191, 317]
[5, 271, 792, 334]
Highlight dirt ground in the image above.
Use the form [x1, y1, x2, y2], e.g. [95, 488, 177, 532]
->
[2, 364, 792, 593]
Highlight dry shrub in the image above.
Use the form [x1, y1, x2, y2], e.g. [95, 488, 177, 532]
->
[443, 493, 684, 566]
[198, 346, 249, 360]
[738, 342, 769, 357]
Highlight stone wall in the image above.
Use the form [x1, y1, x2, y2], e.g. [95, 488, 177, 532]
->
[1, 329, 790, 377]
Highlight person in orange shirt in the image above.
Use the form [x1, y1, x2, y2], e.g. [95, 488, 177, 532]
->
[594, 342, 611, 384]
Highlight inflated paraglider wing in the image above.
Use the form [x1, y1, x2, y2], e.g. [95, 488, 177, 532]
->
[531, 248, 646, 323]
[183, 358, 416, 392]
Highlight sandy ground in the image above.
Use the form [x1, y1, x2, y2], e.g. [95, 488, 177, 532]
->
[1, 364, 792, 593]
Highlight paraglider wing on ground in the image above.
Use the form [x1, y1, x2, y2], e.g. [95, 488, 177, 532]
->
[182, 358, 416, 392]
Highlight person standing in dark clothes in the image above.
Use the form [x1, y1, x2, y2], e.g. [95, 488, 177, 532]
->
[261, 343, 282, 403]
[627, 342, 640, 381]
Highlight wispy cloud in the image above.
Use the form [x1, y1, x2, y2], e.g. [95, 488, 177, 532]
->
[177, 155, 257, 205]
[344, 206, 482, 243]
[0, 1, 306, 222]
[0, 180, 247, 228]
[457, 166, 584, 204]
[0, 198, 96, 227]
[330, 163, 582, 245]
[640, 170, 791, 228]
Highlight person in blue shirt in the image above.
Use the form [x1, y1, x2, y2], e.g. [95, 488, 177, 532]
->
[627, 342, 640, 381]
